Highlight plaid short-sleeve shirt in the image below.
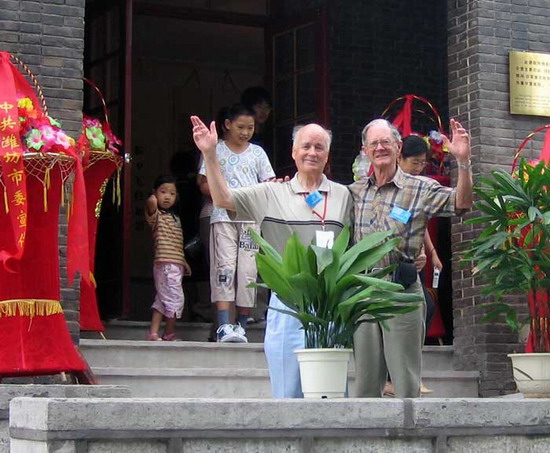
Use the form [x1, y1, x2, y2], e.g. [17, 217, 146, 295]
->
[349, 166, 456, 266]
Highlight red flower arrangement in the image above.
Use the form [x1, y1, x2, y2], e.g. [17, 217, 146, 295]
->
[17, 97, 75, 154]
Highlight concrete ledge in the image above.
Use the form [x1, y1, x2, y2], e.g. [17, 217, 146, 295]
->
[0, 385, 131, 419]
[8, 397, 550, 452]
[1, 385, 130, 453]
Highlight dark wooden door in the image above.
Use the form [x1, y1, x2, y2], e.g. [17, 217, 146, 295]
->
[267, 7, 329, 176]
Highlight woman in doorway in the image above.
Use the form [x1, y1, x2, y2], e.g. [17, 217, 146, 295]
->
[240, 86, 272, 148]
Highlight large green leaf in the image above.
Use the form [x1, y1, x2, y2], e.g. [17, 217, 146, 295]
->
[332, 225, 350, 259]
[248, 228, 283, 266]
[334, 273, 402, 302]
[254, 253, 294, 302]
[311, 244, 334, 274]
[337, 237, 401, 279]
[340, 230, 393, 270]
[282, 234, 308, 276]
[288, 272, 319, 313]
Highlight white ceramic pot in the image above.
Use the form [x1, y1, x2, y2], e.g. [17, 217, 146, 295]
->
[294, 348, 353, 399]
[508, 353, 550, 397]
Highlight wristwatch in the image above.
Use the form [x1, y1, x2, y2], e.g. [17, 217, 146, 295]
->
[457, 159, 472, 170]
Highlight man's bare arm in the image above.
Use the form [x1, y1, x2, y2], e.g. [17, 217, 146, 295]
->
[443, 118, 473, 210]
[191, 115, 235, 211]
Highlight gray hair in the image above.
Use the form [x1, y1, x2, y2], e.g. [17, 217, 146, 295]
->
[292, 124, 332, 150]
[361, 118, 401, 146]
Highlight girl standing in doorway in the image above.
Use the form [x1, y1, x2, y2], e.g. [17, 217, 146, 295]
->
[145, 175, 191, 341]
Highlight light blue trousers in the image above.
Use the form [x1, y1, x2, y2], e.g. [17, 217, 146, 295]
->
[263, 293, 304, 398]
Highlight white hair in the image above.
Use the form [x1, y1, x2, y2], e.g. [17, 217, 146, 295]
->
[292, 124, 332, 150]
[361, 118, 401, 145]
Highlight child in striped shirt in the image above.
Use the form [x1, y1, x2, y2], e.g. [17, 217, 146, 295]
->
[145, 175, 191, 341]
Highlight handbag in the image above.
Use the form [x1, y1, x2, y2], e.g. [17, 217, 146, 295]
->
[392, 261, 418, 289]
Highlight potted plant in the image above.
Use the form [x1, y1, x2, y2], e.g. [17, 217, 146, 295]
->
[249, 226, 421, 398]
[463, 158, 550, 396]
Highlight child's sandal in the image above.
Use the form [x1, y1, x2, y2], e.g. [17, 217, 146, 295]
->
[161, 333, 181, 341]
[147, 332, 162, 341]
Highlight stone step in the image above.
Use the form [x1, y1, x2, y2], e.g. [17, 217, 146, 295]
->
[89, 366, 479, 398]
[80, 328, 478, 399]
[82, 320, 266, 343]
[91, 367, 271, 398]
[83, 321, 456, 371]
[80, 340, 268, 369]
[80, 340, 455, 374]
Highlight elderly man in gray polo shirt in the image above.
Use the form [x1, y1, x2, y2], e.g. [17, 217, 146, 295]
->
[191, 115, 352, 398]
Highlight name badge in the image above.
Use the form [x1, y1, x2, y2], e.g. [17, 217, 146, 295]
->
[389, 205, 411, 224]
[305, 190, 323, 208]
[316, 230, 334, 249]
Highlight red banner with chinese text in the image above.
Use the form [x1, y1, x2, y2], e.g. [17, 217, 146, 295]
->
[0, 52, 29, 269]
[0, 167, 86, 376]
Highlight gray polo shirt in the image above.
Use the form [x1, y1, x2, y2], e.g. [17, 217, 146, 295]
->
[232, 174, 352, 254]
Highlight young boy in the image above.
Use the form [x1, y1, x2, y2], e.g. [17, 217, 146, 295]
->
[198, 104, 275, 343]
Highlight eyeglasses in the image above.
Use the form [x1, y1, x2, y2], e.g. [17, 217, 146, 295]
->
[365, 139, 394, 150]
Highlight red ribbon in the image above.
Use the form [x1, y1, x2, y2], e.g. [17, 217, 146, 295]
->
[0, 52, 29, 270]
[391, 94, 414, 138]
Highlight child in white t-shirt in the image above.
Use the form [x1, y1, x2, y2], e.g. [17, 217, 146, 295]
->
[198, 104, 275, 343]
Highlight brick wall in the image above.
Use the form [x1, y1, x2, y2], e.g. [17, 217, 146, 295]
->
[448, 0, 550, 396]
[271, 0, 448, 182]
[0, 0, 86, 346]
[328, 0, 448, 183]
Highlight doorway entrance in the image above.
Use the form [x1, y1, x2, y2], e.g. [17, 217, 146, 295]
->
[84, 0, 329, 320]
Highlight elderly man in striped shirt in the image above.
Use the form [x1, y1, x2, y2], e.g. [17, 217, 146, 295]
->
[350, 118, 473, 398]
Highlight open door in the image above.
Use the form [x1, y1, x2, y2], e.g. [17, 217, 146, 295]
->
[84, 0, 133, 318]
[267, 7, 329, 176]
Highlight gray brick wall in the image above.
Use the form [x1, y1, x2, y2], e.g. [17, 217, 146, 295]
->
[270, 0, 448, 182]
[448, 0, 550, 396]
[328, 0, 448, 182]
[0, 0, 86, 350]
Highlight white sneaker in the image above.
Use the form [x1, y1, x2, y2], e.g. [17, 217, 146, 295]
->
[217, 324, 238, 343]
[232, 323, 248, 343]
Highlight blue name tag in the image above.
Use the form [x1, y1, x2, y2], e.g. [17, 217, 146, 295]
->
[389, 205, 411, 224]
[305, 190, 323, 208]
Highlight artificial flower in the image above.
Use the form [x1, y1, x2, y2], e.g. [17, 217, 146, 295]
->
[104, 127, 122, 153]
[55, 131, 72, 150]
[47, 116, 61, 128]
[25, 129, 44, 151]
[83, 117, 101, 129]
[18, 97, 33, 110]
[85, 126, 105, 150]
[428, 130, 443, 144]
[39, 125, 56, 145]
[17, 97, 38, 120]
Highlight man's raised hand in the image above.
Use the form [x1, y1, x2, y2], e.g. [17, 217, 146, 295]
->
[442, 118, 471, 164]
[190, 116, 218, 156]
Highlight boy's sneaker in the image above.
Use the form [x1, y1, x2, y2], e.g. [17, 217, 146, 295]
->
[216, 324, 248, 343]
[232, 323, 248, 343]
[217, 324, 238, 343]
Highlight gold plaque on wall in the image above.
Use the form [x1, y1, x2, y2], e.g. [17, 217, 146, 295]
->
[510, 51, 550, 117]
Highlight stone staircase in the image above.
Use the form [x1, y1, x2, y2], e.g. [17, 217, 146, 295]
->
[80, 321, 479, 398]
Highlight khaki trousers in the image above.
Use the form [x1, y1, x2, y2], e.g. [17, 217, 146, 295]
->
[353, 278, 426, 398]
[209, 221, 259, 308]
